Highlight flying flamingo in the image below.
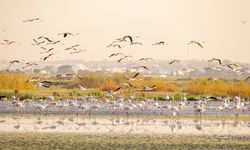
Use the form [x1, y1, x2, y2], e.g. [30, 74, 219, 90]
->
[108, 53, 124, 58]
[114, 35, 140, 44]
[188, 40, 204, 48]
[6, 60, 21, 71]
[65, 44, 80, 50]
[41, 53, 55, 61]
[131, 42, 142, 45]
[23, 18, 41, 22]
[117, 55, 132, 63]
[58, 32, 75, 38]
[22, 62, 39, 69]
[133, 65, 150, 71]
[168, 59, 179, 65]
[107, 44, 122, 49]
[126, 72, 140, 82]
[38, 36, 54, 43]
[187, 40, 204, 57]
[70, 49, 86, 54]
[208, 58, 222, 65]
[46, 40, 60, 45]
[224, 64, 240, 72]
[152, 41, 167, 45]
[1, 39, 15, 45]
[32, 39, 45, 46]
[139, 57, 153, 61]
[40, 47, 54, 54]
[107, 87, 122, 98]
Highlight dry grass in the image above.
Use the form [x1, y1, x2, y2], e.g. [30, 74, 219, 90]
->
[0, 72, 250, 98]
[184, 78, 250, 96]
[0, 72, 34, 90]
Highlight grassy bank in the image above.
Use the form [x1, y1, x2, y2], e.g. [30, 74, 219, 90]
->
[0, 133, 249, 149]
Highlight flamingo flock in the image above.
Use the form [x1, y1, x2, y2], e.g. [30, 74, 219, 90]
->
[0, 95, 249, 118]
[0, 15, 249, 133]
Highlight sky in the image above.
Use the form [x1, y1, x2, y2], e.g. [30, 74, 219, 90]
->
[0, 0, 250, 62]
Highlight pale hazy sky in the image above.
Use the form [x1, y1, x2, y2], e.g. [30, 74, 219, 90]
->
[0, 0, 250, 62]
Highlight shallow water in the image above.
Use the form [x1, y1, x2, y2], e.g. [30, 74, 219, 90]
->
[1, 100, 250, 116]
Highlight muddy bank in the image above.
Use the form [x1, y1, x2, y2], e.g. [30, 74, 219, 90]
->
[0, 114, 249, 136]
[0, 132, 249, 149]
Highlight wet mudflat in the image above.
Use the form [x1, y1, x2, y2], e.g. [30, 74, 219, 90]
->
[0, 114, 249, 149]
